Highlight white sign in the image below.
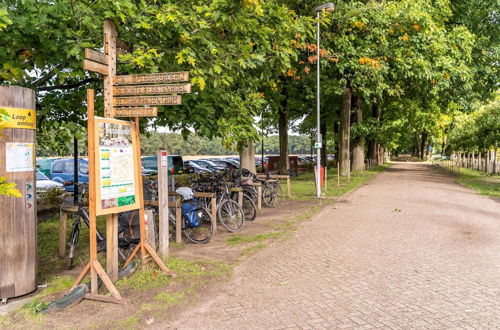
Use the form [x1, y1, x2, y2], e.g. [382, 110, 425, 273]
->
[314, 142, 322, 149]
[98, 121, 136, 210]
[6, 142, 34, 172]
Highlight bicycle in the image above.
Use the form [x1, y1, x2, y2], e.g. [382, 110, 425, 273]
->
[243, 171, 282, 208]
[191, 172, 246, 232]
[168, 187, 213, 244]
[67, 184, 139, 269]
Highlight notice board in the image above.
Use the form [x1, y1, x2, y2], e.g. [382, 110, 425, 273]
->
[94, 117, 140, 215]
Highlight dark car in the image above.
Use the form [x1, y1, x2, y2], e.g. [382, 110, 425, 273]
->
[50, 158, 89, 192]
[224, 158, 240, 167]
[141, 155, 184, 175]
[209, 159, 238, 170]
[184, 160, 211, 173]
[190, 160, 225, 172]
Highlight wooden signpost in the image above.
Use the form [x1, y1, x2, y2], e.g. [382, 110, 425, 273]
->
[73, 19, 190, 303]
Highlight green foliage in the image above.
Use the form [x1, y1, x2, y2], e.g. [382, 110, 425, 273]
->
[39, 186, 68, 209]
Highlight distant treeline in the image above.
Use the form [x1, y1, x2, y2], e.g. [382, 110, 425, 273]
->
[141, 132, 315, 156]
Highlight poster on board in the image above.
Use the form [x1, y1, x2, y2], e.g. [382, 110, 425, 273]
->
[95, 117, 140, 215]
[6, 142, 34, 172]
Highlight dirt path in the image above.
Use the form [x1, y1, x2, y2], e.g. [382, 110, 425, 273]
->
[168, 162, 500, 329]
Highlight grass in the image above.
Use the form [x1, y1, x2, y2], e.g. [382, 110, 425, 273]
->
[291, 164, 390, 200]
[226, 232, 284, 246]
[241, 243, 267, 256]
[455, 167, 500, 198]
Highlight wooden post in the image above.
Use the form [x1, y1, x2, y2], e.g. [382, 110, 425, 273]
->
[106, 214, 118, 282]
[286, 176, 291, 198]
[157, 149, 169, 257]
[211, 196, 217, 234]
[59, 209, 68, 258]
[337, 164, 340, 188]
[257, 185, 262, 211]
[0, 86, 37, 301]
[87, 89, 99, 294]
[175, 201, 182, 244]
[238, 190, 243, 206]
[145, 209, 156, 251]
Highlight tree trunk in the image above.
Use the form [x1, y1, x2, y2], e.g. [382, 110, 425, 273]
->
[333, 120, 339, 164]
[413, 132, 419, 157]
[367, 102, 379, 163]
[351, 96, 364, 171]
[339, 86, 351, 177]
[239, 140, 256, 174]
[320, 116, 327, 168]
[420, 131, 427, 160]
[278, 97, 289, 175]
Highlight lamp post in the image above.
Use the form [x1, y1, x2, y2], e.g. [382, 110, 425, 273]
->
[314, 3, 334, 198]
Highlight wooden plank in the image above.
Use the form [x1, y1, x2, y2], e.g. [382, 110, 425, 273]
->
[113, 95, 182, 106]
[114, 72, 189, 85]
[257, 185, 262, 211]
[83, 59, 109, 75]
[106, 214, 118, 282]
[115, 107, 157, 117]
[87, 89, 98, 294]
[157, 149, 169, 258]
[92, 260, 122, 300]
[113, 84, 191, 96]
[211, 197, 217, 234]
[59, 210, 68, 258]
[103, 20, 117, 118]
[287, 177, 291, 198]
[69, 262, 90, 292]
[85, 293, 125, 304]
[84, 48, 108, 65]
[175, 205, 181, 244]
[145, 209, 156, 251]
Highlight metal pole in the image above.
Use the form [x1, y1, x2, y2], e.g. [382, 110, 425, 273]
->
[73, 136, 79, 205]
[316, 11, 321, 198]
[261, 111, 265, 173]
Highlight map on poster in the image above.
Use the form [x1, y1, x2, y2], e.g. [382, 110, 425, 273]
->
[96, 118, 139, 214]
[6, 142, 34, 172]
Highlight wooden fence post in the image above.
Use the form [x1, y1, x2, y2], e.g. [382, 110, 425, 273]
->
[157, 149, 169, 258]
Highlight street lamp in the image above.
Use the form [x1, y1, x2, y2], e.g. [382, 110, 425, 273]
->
[314, 3, 334, 198]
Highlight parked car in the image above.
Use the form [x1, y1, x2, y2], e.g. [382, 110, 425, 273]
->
[50, 158, 89, 192]
[36, 169, 64, 198]
[224, 158, 240, 167]
[208, 159, 238, 170]
[190, 159, 225, 172]
[184, 160, 211, 173]
[36, 157, 58, 177]
[141, 155, 184, 175]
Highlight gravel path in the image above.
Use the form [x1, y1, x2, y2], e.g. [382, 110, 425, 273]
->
[168, 162, 500, 329]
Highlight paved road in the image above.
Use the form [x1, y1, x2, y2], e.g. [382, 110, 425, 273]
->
[170, 162, 500, 329]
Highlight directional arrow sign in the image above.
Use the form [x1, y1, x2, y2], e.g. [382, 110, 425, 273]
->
[113, 83, 191, 96]
[83, 59, 108, 75]
[115, 107, 158, 117]
[113, 95, 182, 106]
[114, 72, 189, 85]
[84, 48, 108, 65]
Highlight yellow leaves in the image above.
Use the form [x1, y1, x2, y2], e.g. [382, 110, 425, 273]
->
[304, 66, 310, 74]
[389, 29, 395, 34]
[351, 21, 366, 29]
[192, 76, 206, 91]
[271, 82, 278, 91]
[179, 34, 191, 45]
[295, 33, 301, 39]
[329, 57, 339, 63]
[243, 0, 264, 16]
[286, 68, 296, 77]
[400, 34, 410, 42]
[430, 79, 437, 85]
[443, 73, 451, 79]
[413, 24, 421, 31]
[359, 57, 380, 68]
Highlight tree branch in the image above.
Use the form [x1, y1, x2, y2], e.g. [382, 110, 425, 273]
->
[32, 63, 67, 87]
[36, 78, 100, 92]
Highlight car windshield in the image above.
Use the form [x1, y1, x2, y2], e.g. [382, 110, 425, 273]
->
[36, 170, 49, 180]
[201, 160, 219, 167]
[193, 161, 211, 169]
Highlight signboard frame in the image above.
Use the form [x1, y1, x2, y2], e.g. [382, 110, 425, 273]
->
[94, 116, 140, 216]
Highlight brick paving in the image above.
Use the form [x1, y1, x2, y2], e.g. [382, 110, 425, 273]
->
[169, 162, 500, 329]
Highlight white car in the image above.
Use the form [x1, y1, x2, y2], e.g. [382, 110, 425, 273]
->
[36, 169, 63, 197]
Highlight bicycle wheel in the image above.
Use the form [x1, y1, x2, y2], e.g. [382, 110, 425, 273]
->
[262, 182, 283, 207]
[218, 199, 245, 232]
[183, 207, 213, 244]
[67, 218, 81, 270]
[241, 194, 257, 221]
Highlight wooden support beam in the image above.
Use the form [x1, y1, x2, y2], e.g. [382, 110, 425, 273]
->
[59, 209, 68, 258]
[106, 214, 118, 282]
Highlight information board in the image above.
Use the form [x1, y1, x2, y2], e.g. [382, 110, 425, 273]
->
[94, 117, 140, 215]
[6, 142, 34, 172]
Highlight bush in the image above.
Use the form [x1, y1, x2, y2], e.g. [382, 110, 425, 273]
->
[39, 186, 67, 210]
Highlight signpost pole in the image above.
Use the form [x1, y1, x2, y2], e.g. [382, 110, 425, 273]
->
[157, 149, 169, 258]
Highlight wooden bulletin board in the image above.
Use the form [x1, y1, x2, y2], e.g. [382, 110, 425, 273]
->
[94, 116, 140, 215]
